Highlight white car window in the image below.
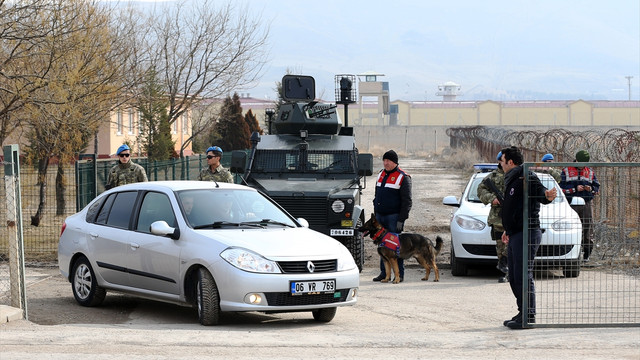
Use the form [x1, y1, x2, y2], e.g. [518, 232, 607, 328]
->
[137, 192, 176, 232]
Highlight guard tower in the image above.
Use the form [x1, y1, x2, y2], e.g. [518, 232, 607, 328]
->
[357, 71, 390, 125]
[436, 81, 462, 101]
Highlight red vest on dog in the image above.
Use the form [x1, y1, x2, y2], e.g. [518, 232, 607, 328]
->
[374, 229, 400, 255]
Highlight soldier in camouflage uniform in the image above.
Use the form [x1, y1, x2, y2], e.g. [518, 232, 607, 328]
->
[477, 151, 508, 283]
[106, 144, 148, 189]
[534, 153, 561, 182]
[198, 146, 233, 183]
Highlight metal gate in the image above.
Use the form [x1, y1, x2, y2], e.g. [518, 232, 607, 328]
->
[523, 162, 639, 327]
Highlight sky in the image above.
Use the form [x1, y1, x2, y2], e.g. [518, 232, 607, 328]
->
[123, 0, 640, 102]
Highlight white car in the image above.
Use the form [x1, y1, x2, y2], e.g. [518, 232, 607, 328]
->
[443, 165, 583, 278]
[58, 181, 359, 325]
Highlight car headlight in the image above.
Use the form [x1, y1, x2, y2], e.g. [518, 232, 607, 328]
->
[551, 219, 580, 232]
[454, 214, 486, 231]
[220, 248, 281, 273]
[337, 251, 357, 271]
[331, 199, 345, 213]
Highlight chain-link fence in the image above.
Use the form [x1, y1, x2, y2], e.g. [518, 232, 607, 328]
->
[0, 152, 241, 265]
[1, 145, 27, 314]
[523, 162, 639, 327]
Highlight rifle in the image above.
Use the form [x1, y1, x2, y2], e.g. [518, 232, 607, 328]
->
[481, 176, 504, 204]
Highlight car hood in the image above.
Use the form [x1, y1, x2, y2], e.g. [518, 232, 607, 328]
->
[458, 201, 491, 219]
[458, 199, 580, 227]
[194, 226, 350, 259]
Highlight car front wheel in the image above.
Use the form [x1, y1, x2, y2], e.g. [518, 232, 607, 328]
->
[312, 307, 336, 322]
[563, 261, 581, 278]
[450, 245, 468, 276]
[71, 256, 106, 307]
[196, 267, 221, 326]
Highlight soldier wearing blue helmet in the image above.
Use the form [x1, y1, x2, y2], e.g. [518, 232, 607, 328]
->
[533, 153, 562, 182]
[106, 144, 148, 189]
[198, 146, 233, 183]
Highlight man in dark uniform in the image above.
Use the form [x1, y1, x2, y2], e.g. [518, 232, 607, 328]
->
[372, 150, 412, 283]
[500, 146, 557, 329]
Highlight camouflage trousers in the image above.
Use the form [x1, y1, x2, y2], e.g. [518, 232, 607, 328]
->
[491, 225, 507, 259]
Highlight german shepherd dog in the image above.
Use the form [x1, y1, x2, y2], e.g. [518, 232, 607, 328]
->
[360, 213, 443, 284]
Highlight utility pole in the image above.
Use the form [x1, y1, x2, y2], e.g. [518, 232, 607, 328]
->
[625, 76, 633, 100]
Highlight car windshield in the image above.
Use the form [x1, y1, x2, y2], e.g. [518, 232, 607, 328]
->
[177, 189, 297, 229]
[466, 177, 485, 203]
[466, 172, 563, 204]
[535, 173, 564, 204]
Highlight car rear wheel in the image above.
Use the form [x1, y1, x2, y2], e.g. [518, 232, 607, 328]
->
[71, 256, 106, 307]
[196, 267, 220, 326]
[312, 307, 337, 322]
[450, 245, 468, 276]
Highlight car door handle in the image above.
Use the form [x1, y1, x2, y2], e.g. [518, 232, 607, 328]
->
[90, 232, 98, 239]
[130, 243, 140, 250]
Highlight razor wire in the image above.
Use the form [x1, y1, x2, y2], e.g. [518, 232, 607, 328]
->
[446, 127, 640, 162]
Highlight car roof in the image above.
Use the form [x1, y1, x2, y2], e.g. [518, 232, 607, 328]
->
[473, 163, 498, 173]
[110, 181, 253, 192]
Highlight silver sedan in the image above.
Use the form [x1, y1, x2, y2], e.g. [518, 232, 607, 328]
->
[58, 181, 359, 325]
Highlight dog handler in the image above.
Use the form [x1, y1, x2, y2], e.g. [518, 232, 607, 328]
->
[372, 150, 412, 282]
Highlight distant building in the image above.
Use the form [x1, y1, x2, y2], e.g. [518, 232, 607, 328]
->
[436, 81, 462, 101]
[88, 106, 193, 158]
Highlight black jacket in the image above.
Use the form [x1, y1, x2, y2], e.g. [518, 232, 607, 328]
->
[373, 166, 412, 221]
[501, 166, 552, 235]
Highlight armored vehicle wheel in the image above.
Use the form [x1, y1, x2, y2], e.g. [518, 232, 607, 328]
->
[345, 233, 365, 272]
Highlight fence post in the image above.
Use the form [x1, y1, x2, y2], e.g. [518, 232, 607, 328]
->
[3, 144, 27, 319]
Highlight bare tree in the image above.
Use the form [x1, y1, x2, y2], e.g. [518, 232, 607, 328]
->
[0, 0, 68, 144]
[141, 0, 269, 157]
[20, 0, 137, 225]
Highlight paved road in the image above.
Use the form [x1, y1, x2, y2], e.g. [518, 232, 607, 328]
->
[1, 266, 639, 359]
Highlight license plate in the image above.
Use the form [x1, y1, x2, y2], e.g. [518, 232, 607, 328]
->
[330, 229, 353, 236]
[290, 279, 336, 295]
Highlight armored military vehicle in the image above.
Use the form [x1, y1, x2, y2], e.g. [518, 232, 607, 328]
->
[231, 75, 373, 271]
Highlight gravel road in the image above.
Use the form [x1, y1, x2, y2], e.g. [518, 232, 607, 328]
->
[1, 156, 638, 359]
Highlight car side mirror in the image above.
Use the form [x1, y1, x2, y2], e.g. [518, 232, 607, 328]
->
[297, 218, 309, 228]
[357, 153, 373, 176]
[570, 197, 586, 206]
[150, 220, 180, 240]
[442, 195, 460, 207]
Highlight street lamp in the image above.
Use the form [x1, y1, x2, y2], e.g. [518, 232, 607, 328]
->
[265, 108, 276, 134]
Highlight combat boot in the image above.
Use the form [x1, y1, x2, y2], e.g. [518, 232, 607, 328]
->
[496, 256, 508, 274]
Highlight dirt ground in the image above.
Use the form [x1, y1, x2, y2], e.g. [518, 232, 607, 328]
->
[1, 154, 639, 359]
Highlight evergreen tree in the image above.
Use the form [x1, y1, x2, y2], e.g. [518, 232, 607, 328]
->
[244, 109, 263, 135]
[212, 93, 250, 151]
[138, 70, 175, 161]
